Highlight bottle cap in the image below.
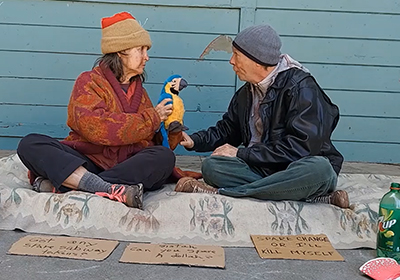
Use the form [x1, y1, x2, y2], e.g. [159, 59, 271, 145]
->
[390, 182, 400, 190]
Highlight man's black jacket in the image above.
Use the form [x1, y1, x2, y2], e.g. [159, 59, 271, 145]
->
[190, 68, 344, 175]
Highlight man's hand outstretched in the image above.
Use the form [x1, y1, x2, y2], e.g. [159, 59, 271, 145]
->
[180, 131, 194, 149]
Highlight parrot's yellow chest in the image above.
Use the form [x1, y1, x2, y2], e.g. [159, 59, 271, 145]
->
[165, 94, 184, 128]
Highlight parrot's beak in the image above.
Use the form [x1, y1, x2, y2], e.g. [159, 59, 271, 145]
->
[179, 79, 188, 91]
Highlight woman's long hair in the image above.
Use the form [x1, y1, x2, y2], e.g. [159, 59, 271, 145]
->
[93, 53, 146, 83]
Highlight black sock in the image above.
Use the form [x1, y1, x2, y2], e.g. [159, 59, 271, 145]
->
[77, 172, 112, 193]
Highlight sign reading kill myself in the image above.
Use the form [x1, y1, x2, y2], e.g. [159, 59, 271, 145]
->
[8, 235, 119, 261]
[251, 234, 344, 261]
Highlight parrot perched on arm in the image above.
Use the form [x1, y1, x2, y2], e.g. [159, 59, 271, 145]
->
[157, 74, 188, 148]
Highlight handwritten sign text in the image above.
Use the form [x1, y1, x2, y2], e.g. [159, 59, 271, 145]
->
[120, 243, 225, 268]
[251, 234, 344, 261]
[8, 235, 118, 261]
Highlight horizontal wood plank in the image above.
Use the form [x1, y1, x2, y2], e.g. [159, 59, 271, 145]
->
[328, 91, 400, 118]
[281, 37, 400, 67]
[183, 113, 400, 144]
[333, 117, 400, 143]
[0, 0, 239, 34]
[146, 84, 233, 112]
[0, 137, 23, 151]
[1, 108, 400, 144]
[0, 51, 235, 86]
[0, 78, 73, 105]
[0, 123, 69, 139]
[0, 78, 234, 112]
[0, 25, 233, 61]
[305, 64, 400, 93]
[256, 0, 400, 14]
[0, 106, 68, 124]
[2, 51, 399, 92]
[2, 78, 400, 118]
[256, 9, 400, 40]
[3, 24, 400, 67]
[81, 0, 233, 7]
[334, 142, 400, 163]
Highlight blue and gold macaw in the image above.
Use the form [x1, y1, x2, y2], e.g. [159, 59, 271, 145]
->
[157, 74, 188, 148]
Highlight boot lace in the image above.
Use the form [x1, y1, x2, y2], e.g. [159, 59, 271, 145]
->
[96, 185, 126, 203]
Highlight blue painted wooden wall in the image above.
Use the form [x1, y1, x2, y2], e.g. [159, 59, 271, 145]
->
[0, 0, 399, 163]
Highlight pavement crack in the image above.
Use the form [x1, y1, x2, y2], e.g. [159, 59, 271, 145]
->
[36, 265, 100, 274]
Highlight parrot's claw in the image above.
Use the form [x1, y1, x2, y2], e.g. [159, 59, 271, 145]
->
[168, 121, 188, 133]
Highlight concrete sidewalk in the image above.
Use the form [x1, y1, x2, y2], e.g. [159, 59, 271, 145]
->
[0, 230, 376, 280]
[1, 149, 399, 280]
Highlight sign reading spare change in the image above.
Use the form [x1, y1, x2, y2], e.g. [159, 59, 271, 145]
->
[8, 235, 118, 261]
[251, 234, 344, 261]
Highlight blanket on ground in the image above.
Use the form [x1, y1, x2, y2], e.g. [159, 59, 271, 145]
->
[0, 154, 393, 249]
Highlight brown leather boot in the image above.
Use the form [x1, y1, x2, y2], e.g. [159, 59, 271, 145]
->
[174, 177, 218, 194]
[308, 190, 350, 208]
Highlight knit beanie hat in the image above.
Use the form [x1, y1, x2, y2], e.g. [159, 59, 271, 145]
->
[232, 24, 282, 66]
[101, 12, 152, 54]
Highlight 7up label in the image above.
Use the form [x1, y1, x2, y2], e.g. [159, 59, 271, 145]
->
[379, 219, 397, 231]
[377, 207, 400, 252]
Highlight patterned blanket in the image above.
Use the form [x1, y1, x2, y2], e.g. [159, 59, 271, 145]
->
[0, 154, 393, 249]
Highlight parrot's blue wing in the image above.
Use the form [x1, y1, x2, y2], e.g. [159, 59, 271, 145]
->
[157, 92, 173, 105]
[160, 122, 169, 148]
[158, 84, 173, 148]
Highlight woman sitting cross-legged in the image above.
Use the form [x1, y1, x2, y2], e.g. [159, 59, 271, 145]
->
[17, 12, 177, 209]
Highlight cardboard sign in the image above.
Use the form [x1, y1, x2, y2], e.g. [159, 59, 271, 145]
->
[251, 234, 344, 261]
[8, 235, 119, 261]
[120, 243, 225, 268]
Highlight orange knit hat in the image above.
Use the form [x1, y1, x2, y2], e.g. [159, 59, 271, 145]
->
[101, 12, 152, 54]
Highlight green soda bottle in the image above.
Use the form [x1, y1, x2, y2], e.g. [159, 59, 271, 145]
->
[377, 182, 400, 262]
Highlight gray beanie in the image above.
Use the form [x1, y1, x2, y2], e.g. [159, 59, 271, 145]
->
[232, 24, 282, 66]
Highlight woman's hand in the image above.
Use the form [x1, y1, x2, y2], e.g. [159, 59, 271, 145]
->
[155, 98, 173, 121]
[180, 131, 194, 149]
